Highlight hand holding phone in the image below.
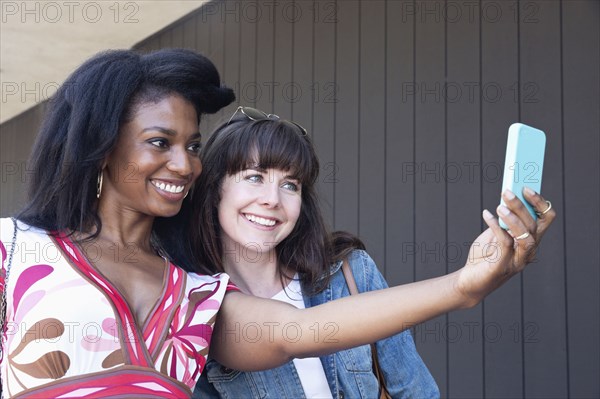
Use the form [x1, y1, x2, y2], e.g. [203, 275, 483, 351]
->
[499, 123, 546, 229]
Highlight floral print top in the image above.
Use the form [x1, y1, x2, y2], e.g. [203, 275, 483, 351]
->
[0, 218, 236, 398]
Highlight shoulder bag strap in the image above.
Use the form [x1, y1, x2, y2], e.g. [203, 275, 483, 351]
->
[341, 258, 392, 399]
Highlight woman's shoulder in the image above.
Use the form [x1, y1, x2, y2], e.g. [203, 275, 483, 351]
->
[328, 249, 377, 274]
[345, 249, 378, 271]
[330, 249, 388, 291]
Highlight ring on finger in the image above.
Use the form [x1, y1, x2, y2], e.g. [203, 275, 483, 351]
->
[535, 200, 552, 217]
[515, 232, 530, 240]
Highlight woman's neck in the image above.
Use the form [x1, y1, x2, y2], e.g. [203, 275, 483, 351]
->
[86, 203, 155, 253]
[222, 250, 290, 298]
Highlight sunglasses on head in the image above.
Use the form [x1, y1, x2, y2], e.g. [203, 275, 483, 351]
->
[227, 106, 308, 136]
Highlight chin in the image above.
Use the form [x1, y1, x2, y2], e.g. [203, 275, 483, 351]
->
[151, 205, 183, 218]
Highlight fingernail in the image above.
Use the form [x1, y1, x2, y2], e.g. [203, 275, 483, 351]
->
[483, 209, 493, 219]
[504, 189, 516, 200]
[524, 186, 536, 196]
[498, 205, 510, 216]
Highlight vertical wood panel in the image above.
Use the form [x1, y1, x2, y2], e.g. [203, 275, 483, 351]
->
[290, 0, 314, 137]
[222, 0, 241, 119]
[171, 23, 184, 47]
[195, 6, 211, 54]
[0, 112, 34, 216]
[334, 0, 359, 234]
[563, 1, 600, 397]
[255, 0, 275, 112]
[359, 0, 386, 267]
[313, 0, 336, 226]
[159, 28, 173, 48]
[208, 1, 226, 124]
[385, 0, 416, 287]
[481, 1, 522, 397]
[208, 1, 224, 70]
[519, 1, 568, 397]
[238, 0, 258, 108]
[182, 16, 197, 50]
[446, 0, 484, 396]
[273, 0, 294, 118]
[413, 0, 447, 394]
[196, 4, 213, 137]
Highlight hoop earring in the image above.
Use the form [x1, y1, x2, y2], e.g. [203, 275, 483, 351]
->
[96, 170, 104, 199]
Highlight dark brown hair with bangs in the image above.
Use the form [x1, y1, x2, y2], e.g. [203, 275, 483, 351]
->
[188, 114, 332, 292]
[221, 119, 318, 185]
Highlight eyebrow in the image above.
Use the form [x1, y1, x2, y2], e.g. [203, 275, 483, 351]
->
[244, 165, 300, 181]
[141, 126, 201, 139]
[285, 173, 301, 181]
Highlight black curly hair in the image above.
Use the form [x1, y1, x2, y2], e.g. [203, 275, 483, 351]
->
[17, 49, 235, 265]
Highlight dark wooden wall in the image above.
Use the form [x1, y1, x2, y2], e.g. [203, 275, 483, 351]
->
[1, 1, 598, 397]
[0, 104, 47, 219]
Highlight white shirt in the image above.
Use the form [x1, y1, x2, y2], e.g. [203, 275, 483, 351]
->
[271, 276, 334, 399]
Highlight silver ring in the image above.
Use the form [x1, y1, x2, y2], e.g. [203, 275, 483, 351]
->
[536, 200, 552, 217]
[515, 232, 530, 240]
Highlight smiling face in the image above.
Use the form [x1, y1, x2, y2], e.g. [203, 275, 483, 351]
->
[218, 167, 302, 259]
[100, 95, 202, 218]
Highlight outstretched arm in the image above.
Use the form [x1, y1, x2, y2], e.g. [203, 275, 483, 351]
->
[210, 189, 555, 371]
[212, 265, 464, 371]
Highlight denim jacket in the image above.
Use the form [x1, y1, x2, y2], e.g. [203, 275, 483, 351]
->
[194, 250, 440, 399]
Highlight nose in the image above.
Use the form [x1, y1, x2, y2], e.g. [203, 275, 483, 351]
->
[259, 182, 280, 208]
[167, 147, 193, 177]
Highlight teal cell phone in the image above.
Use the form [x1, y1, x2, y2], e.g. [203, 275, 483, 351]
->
[499, 123, 546, 229]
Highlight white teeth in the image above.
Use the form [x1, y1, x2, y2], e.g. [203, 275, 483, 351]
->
[152, 181, 185, 194]
[245, 214, 276, 227]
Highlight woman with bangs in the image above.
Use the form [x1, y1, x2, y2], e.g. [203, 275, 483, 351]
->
[186, 108, 439, 398]
[180, 107, 554, 399]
